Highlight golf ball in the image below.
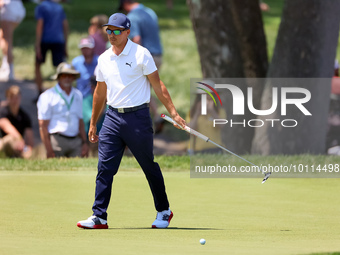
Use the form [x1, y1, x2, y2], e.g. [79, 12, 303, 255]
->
[200, 239, 206, 245]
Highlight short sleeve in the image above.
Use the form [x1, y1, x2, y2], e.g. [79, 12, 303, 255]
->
[37, 92, 52, 120]
[60, 8, 66, 21]
[34, 5, 43, 20]
[96, 62, 105, 82]
[142, 48, 157, 76]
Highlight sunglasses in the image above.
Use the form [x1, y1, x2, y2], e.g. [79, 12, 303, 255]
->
[106, 28, 127, 35]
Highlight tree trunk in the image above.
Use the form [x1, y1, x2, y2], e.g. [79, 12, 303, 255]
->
[252, 0, 340, 155]
[187, 0, 268, 154]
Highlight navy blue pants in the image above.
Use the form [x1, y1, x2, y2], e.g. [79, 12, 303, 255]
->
[92, 107, 170, 220]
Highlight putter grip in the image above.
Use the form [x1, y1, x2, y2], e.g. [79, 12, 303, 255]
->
[161, 114, 210, 142]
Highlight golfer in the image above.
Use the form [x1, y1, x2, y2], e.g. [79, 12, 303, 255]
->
[77, 13, 186, 229]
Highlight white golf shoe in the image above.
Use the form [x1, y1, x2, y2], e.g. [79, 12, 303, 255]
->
[152, 208, 173, 228]
[77, 215, 108, 229]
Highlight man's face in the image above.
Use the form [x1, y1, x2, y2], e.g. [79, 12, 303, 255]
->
[106, 25, 130, 46]
[8, 94, 21, 108]
[81, 47, 94, 59]
[59, 73, 76, 88]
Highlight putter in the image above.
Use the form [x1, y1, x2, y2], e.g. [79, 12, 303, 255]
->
[161, 114, 271, 183]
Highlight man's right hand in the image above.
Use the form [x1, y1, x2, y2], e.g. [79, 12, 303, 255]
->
[88, 125, 98, 143]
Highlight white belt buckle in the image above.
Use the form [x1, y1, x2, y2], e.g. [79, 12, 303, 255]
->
[118, 108, 125, 113]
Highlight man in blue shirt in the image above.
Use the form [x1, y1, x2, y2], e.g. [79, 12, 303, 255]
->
[119, 0, 165, 133]
[72, 37, 99, 98]
[35, 0, 68, 95]
[119, 0, 162, 57]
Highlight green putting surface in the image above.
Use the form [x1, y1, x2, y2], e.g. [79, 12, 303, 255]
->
[1, 169, 340, 255]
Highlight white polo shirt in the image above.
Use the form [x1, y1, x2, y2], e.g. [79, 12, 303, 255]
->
[37, 84, 83, 137]
[96, 39, 157, 108]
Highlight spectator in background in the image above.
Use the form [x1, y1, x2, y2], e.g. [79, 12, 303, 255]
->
[332, 59, 340, 94]
[82, 76, 106, 156]
[0, 117, 24, 157]
[35, 0, 68, 96]
[88, 14, 109, 56]
[119, 0, 165, 133]
[0, 86, 33, 158]
[326, 60, 340, 155]
[72, 37, 99, 98]
[166, 0, 173, 10]
[260, 1, 270, 12]
[37, 62, 89, 158]
[0, 0, 26, 81]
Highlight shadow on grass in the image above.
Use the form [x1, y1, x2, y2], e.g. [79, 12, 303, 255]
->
[105, 227, 223, 230]
[304, 253, 340, 255]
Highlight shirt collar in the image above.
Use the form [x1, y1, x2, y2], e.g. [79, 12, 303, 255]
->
[120, 39, 133, 56]
[110, 39, 132, 57]
[55, 83, 74, 96]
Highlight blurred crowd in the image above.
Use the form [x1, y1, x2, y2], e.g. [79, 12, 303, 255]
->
[0, 0, 168, 158]
[7, 0, 340, 159]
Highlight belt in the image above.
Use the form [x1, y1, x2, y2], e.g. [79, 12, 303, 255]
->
[109, 103, 149, 113]
[51, 133, 78, 139]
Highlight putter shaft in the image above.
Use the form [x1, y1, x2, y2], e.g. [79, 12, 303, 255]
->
[161, 114, 271, 183]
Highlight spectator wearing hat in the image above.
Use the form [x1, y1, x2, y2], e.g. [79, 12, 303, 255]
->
[34, 0, 68, 96]
[37, 62, 89, 158]
[72, 37, 99, 98]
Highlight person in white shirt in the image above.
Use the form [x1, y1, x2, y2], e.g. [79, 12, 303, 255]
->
[0, 0, 26, 81]
[77, 13, 186, 230]
[37, 62, 89, 158]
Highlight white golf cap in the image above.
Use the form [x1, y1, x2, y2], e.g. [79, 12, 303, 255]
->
[51, 62, 80, 80]
[78, 37, 95, 49]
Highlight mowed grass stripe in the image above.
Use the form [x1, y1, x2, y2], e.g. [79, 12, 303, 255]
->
[0, 170, 340, 255]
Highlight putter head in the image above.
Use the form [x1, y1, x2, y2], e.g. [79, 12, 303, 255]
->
[261, 172, 271, 184]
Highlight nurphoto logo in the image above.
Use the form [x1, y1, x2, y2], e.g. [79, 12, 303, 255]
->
[197, 82, 312, 128]
[196, 82, 223, 115]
